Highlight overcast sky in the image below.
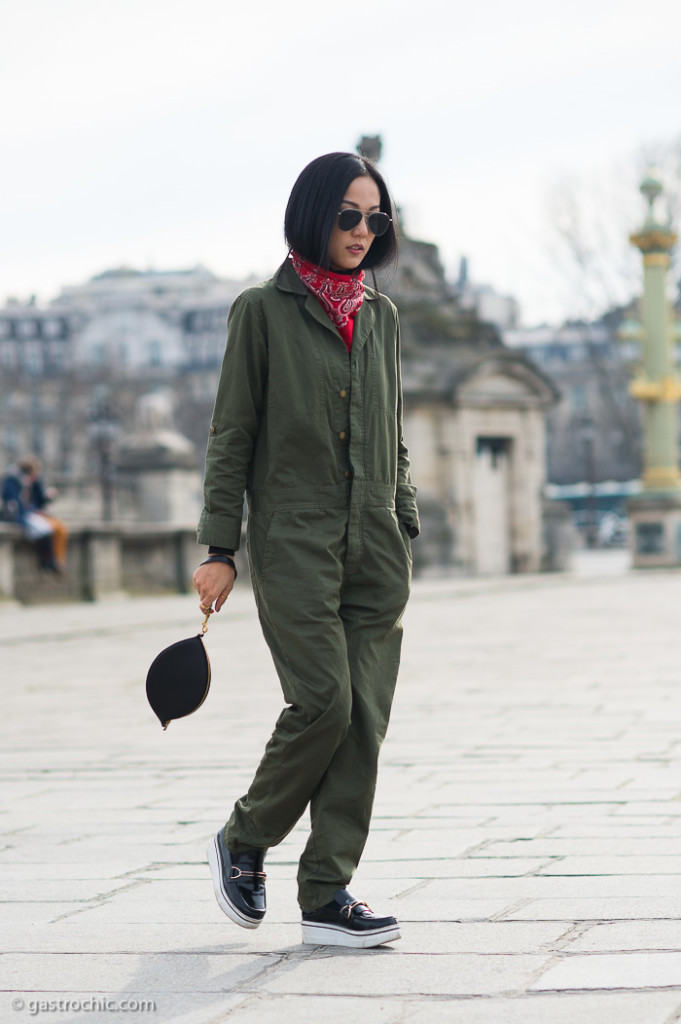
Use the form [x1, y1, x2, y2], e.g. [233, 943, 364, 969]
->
[3, 0, 681, 324]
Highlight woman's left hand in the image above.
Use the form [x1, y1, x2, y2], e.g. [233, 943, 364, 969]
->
[193, 561, 236, 614]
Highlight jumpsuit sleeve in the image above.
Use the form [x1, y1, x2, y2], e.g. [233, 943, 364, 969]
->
[395, 313, 420, 539]
[197, 293, 268, 550]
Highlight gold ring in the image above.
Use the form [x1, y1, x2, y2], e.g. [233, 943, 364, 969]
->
[200, 602, 211, 613]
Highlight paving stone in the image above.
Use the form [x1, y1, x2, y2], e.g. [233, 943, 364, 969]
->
[539, 856, 681, 875]
[62, 896, 299, 927]
[398, 898, 528, 922]
[397, 991, 681, 1024]
[396, 873, 681, 900]
[7, 905, 96, 926]
[549, 823, 681, 838]
[1, 922, 302, 955]
[613, 802, 681, 817]
[0, 862, 147, 881]
[565, 920, 681, 953]
[415, 803, 628, 820]
[354, 857, 553, 878]
[255, 951, 552, 997]
[478, 838, 681, 857]
[532, 951, 681, 990]
[503, 897, 681, 920]
[170, 994, 405, 1024]
[2, 952, 280, 992]
[0, 880, 145, 902]
[396, 921, 573, 954]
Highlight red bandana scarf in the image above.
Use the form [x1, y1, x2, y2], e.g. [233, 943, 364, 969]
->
[289, 252, 365, 331]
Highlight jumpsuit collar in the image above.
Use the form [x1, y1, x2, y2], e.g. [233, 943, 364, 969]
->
[274, 259, 377, 355]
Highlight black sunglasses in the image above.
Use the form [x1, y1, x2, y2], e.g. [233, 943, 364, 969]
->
[336, 208, 392, 237]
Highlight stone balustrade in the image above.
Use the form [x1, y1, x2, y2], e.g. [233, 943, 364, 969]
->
[0, 523, 245, 605]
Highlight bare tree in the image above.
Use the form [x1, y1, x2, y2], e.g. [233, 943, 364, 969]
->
[547, 168, 640, 321]
[546, 134, 681, 322]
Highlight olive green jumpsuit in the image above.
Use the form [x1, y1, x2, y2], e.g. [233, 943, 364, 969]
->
[197, 259, 419, 911]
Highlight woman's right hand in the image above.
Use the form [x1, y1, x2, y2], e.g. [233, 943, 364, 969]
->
[193, 561, 236, 614]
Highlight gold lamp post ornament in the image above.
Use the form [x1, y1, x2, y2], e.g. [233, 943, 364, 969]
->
[626, 174, 681, 567]
[628, 174, 680, 492]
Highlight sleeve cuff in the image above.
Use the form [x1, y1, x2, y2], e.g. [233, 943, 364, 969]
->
[197, 509, 243, 551]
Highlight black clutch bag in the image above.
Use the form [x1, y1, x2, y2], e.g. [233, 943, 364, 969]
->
[146, 612, 212, 730]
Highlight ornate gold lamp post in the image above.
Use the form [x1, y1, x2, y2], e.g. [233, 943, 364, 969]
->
[626, 174, 681, 565]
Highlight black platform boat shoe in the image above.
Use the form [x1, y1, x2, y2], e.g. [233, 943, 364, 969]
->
[301, 887, 401, 948]
[206, 830, 266, 929]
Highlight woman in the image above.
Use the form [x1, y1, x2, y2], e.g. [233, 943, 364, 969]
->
[193, 152, 419, 948]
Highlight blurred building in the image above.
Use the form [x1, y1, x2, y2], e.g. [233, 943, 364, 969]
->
[503, 320, 644, 547]
[378, 234, 561, 574]
[2, 246, 567, 571]
[0, 305, 73, 470]
[50, 265, 246, 371]
[505, 321, 642, 488]
[455, 256, 521, 331]
[0, 266, 251, 497]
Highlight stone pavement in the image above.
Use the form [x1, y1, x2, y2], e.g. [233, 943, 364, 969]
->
[3, 552, 681, 1023]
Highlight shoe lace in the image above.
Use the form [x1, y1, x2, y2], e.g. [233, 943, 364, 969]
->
[341, 899, 371, 918]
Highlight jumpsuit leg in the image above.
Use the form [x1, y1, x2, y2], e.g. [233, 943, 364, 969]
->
[223, 506, 411, 912]
[297, 507, 411, 910]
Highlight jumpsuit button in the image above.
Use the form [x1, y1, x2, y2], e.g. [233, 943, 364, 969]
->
[339, 389, 347, 399]
[338, 431, 346, 440]
[209, 424, 217, 435]
[344, 470, 351, 479]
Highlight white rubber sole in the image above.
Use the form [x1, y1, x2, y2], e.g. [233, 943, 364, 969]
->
[301, 921, 402, 948]
[206, 836, 262, 930]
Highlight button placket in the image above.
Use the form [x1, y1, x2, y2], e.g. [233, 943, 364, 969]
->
[346, 359, 361, 490]
[338, 378, 351, 481]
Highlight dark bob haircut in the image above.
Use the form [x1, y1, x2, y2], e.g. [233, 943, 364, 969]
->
[284, 152, 399, 272]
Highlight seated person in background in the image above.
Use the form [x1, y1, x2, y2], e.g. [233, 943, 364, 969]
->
[1, 456, 68, 573]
